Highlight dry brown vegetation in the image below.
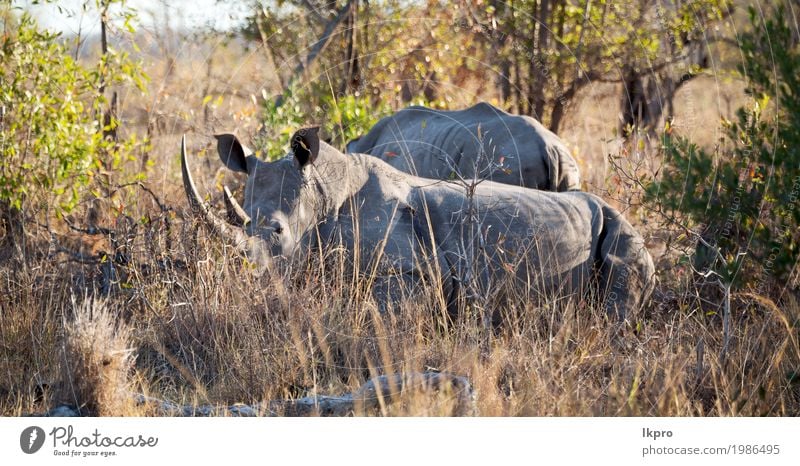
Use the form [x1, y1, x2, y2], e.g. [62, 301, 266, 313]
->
[0, 23, 798, 417]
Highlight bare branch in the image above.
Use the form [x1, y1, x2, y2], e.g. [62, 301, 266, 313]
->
[276, 0, 353, 106]
[298, 0, 326, 23]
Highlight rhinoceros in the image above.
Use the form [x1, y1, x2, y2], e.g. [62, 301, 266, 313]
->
[182, 127, 654, 320]
[346, 102, 581, 191]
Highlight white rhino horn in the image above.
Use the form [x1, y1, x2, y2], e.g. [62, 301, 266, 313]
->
[181, 135, 250, 252]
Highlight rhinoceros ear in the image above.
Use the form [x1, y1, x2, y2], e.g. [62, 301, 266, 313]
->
[215, 133, 252, 174]
[291, 127, 320, 168]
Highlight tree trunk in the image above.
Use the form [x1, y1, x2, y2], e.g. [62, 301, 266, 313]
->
[512, 54, 523, 114]
[548, 0, 567, 131]
[619, 67, 646, 137]
[530, 0, 550, 120]
[339, 0, 361, 94]
[620, 70, 688, 138]
[498, 58, 512, 103]
[99, 1, 117, 143]
[422, 70, 438, 102]
[549, 71, 595, 134]
[550, 96, 566, 134]
[490, 0, 513, 105]
[553, 0, 566, 88]
[618, 15, 710, 137]
[0, 200, 24, 259]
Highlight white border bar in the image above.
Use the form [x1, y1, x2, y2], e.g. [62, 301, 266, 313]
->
[1, 417, 797, 465]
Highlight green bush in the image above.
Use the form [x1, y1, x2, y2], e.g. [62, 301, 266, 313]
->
[259, 86, 391, 160]
[319, 92, 391, 149]
[0, 12, 145, 217]
[645, 4, 800, 292]
[258, 87, 308, 160]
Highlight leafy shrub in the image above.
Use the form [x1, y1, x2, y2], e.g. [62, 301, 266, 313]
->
[645, 4, 800, 291]
[0, 13, 145, 217]
[319, 92, 391, 149]
[258, 85, 391, 160]
[257, 86, 308, 160]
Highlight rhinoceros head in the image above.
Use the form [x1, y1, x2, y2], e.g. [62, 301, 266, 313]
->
[182, 128, 326, 259]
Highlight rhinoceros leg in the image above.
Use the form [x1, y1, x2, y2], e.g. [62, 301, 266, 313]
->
[596, 205, 656, 321]
[368, 224, 462, 321]
[371, 272, 421, 314]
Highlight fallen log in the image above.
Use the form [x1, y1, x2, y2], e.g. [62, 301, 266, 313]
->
[35, 372, 476, 417]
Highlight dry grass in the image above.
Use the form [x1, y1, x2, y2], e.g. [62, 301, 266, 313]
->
[57, 298, 137, 416]
[1, 210, 798, 416]
[0, 38, 797, 417]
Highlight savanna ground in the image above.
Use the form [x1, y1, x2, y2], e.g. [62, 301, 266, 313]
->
[1, 0, 799, 416]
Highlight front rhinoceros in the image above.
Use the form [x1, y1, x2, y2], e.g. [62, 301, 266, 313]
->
[182, 127, 653, 321]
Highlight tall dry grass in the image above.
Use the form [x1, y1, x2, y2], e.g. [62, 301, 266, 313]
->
[0, 37, 797, 417]
[0, 204, 797, 416]
[57, 298, 137, 416]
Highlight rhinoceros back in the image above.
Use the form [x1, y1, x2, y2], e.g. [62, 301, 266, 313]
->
[347, 102, 580, 191]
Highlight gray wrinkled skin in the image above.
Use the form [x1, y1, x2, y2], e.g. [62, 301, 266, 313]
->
[346, 102, 581, 191]
[200, 128, 654, 321]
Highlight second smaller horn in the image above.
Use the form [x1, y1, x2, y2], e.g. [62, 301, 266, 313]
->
[223, 185, 251, 227]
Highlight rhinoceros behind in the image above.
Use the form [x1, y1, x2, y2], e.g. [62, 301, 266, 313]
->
[183, 127, 653, 321]
[346, 102, 581, 191]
